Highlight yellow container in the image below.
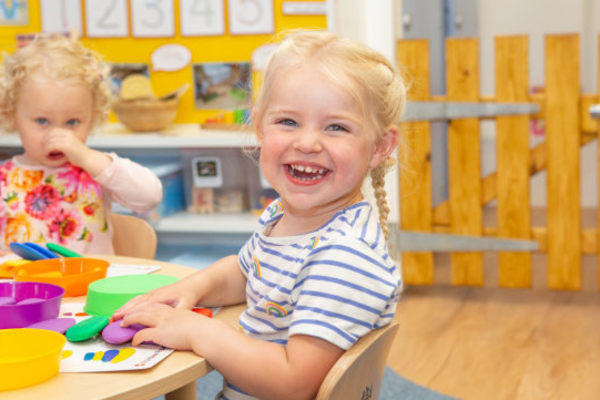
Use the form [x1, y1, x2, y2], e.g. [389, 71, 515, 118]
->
[0, 329, 66, 391]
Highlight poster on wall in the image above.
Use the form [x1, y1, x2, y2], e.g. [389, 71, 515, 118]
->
[0, 0, 28, 25]
[109, 63, 150, 97]
[41, 0, 82, 34]
[85, 0, 128, 38]
[193, 62, 251, 110]
[228, 0, 274, 35]
[180, 0, 225, 36]
[131, 0, 175, 37]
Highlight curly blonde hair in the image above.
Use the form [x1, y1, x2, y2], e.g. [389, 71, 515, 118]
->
[0, 33, 110, 132]
[252, 30, 406, 240]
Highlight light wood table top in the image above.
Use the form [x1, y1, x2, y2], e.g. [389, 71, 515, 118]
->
[1, 255, 245, 400]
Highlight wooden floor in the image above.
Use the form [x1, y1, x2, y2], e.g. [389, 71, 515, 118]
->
[387, 253, 600, 399]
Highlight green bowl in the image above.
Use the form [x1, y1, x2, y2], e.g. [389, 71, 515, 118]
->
[84, 274, 178, 317]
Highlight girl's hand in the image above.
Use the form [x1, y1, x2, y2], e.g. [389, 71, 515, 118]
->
[112, 279, 201, 321]
[44, 128, 91, 167]
[121, 303, 209, 349]
[44, 128, 111, 175]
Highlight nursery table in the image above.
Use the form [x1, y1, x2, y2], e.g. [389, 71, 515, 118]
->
[2, 255, 245, 400]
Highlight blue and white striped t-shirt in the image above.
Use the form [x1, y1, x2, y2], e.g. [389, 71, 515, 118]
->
[237, 198, 402, 349]
[221, 199, 402, 399]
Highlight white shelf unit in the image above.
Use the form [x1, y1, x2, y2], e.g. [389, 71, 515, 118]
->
[155, 212, 258, 234]
[0, 124, 258, 149]
[0, 124, 260, 236]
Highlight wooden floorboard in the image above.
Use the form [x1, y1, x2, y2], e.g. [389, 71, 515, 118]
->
[388, 282, 600, 399]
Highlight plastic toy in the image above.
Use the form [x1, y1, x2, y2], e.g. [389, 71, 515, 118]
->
[24, 242, 59, 259]
[46, 242, 83, 258]
[0, 296, 16, 305]
[27, 317, 77, 334]
[0, 281, 64, 329]
[192, 307, 213, 318]
[13, 257, 109, 297]
[66, 315, 110, 342]
[102, 321, 146, 344]
[0, 328, 66, 391]
[10, 242, 50, 261]
[84, 274, 179, 317]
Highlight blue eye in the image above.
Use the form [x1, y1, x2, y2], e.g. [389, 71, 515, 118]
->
[278, 119, 297, 127]
[326, 124, 349, 132]
[66, 119, 80, 127]
[34, 118, 49, 126]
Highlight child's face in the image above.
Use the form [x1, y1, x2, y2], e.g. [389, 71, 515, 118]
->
[258, 65, 386, 217]
[14, 73, 94, 167]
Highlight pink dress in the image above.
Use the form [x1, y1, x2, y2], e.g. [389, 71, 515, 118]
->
[0, 154, 162, 254]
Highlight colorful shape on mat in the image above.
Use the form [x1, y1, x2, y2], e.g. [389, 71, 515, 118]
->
[83, 348, 136, 364]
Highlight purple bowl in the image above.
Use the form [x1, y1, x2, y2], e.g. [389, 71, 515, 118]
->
[0, 282, 64, 329]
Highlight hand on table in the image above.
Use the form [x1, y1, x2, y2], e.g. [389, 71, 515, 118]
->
[112, 279, 200, 321]
[120, 303, 210, 349]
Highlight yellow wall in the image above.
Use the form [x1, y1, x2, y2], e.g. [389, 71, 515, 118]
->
[0, 0, 327, 124]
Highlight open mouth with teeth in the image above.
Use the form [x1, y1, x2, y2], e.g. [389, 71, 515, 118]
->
[286, 164, 330, 182]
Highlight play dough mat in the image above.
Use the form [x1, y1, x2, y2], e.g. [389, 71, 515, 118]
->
[58, 302, 173, 372]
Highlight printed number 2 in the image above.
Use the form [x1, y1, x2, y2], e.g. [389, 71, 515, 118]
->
[86, 0, 128, 37]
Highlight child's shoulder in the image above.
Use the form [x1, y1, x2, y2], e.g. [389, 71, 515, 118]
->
[311, 201, 392, 261]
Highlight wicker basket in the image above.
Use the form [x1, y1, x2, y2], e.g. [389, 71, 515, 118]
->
[112, 97, 179, 132]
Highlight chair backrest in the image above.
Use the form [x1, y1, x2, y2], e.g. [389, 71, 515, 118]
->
[110, 213, 157, 259]
[315, 321, 399, 400]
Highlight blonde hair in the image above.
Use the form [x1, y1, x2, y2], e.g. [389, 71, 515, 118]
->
[0, 33, 110, 131]
[253, 30, 406, 240]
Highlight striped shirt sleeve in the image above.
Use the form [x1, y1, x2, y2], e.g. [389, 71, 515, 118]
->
[288, 236, 400, 350]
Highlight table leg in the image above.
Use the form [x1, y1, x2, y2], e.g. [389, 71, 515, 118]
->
[165, 381, 196, 400]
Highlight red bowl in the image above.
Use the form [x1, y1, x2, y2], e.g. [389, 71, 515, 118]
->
[0, 282, 64, 329]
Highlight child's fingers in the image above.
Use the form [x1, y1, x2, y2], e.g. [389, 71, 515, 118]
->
[131, 328, 156, 346]
[113, 294, 149, 319]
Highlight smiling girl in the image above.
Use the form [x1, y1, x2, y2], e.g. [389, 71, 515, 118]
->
[0, 34, 162, 253]
[114, 30, 406, 400]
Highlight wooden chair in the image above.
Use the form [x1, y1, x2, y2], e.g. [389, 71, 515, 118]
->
[315, 321, 399, 400]
[110, 213, 157, 259]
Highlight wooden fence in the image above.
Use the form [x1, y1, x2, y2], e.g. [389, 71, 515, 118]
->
[396, 34, 599, 290]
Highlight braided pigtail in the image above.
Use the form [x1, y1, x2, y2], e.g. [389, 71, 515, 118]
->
[370, 158, 395, 241]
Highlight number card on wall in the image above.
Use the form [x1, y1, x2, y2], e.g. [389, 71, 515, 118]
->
[85, 0, 128, 38]
[228, 0, 274, 35]
[0, 0, 28, 25]
[180, 0, 225, 36]
[41, 0, 82, 34]
[131, 0, 175, 37]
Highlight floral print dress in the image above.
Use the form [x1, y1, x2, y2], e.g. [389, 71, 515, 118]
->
[0, 154, 162, 255]
[0, 159, 109, 251]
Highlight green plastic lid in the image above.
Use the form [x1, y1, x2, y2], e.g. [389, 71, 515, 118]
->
[84, 274, 178, 317]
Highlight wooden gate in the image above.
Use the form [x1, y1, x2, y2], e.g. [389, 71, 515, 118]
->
[396, 34, 599, 290]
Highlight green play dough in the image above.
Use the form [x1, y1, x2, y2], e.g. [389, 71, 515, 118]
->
[84, 274, 178, 317]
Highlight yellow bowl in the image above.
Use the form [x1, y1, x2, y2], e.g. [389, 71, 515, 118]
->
[0, 328, 66, 391]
